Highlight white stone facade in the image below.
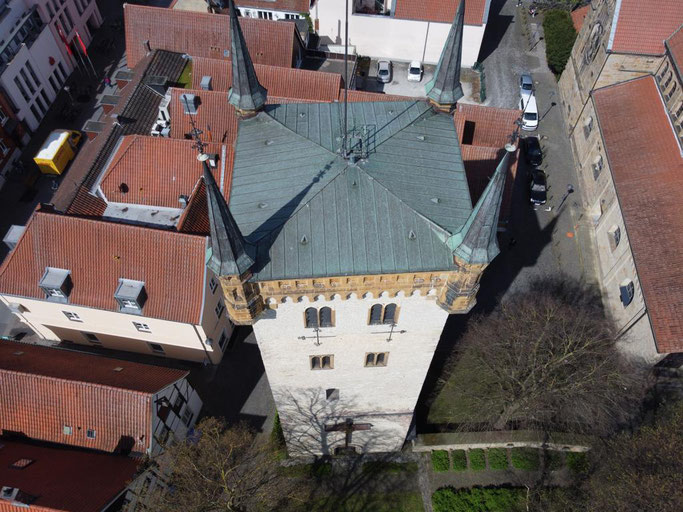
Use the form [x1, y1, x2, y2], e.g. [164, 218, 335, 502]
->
[253, 290, 448, 455]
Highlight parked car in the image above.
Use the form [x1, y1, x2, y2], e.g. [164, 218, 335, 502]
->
[377, 60, 393, 83]
[520, 95, 539, 131]
[529, 169, 548, 205]
[520, 73, 534, 102]
[407, 61, 423, 82]
[521, 136, 543, 166]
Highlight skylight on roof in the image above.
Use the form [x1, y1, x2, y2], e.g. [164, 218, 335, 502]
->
[9, 458, 34, 470]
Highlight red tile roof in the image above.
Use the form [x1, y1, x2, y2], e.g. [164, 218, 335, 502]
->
[169, 87, 240, 143]
[571, 5, 589, 33]
[342, 90, 412, 102]
[0, 210, 207, 324]
[191, 56, 343, 101]
[0, 340, 187, 453]
[393, 0, 488, 26]
[99, 136, 230, 208]
[609, 0, 683, 56]
[666, 24, 683, 74]
[453, 103, 521, 148]
[593, 76, 683, 353]
[177, 179, 210, 235]
[0, 439, 139, 512]
[236, 0, 310, 12]
[67, 186, 107, 217]
[124, 4, 297, 69]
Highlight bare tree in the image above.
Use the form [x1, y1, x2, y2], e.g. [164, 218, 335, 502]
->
[142, 417, 306, 512]
[447, 276, 645, 434]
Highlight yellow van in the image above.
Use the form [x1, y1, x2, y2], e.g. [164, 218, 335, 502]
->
[33, 129, 82, 175]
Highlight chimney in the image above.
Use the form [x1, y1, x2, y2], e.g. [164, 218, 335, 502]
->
[180, 93, 200, 115]
[200, 76, 212, 91]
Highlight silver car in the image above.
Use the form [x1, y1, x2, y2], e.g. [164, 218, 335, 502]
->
[377, 60, 392, 83]
[520, 73, 534, 102]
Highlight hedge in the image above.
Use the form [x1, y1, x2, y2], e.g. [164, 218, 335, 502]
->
[362, 461, 418, 474]
[543, 9, 577, 76]
[510, 448, 540, 470]
[469, 449, 487, 471]
[432, 486, 526, 512]
[432, 450, 450, 472]
[451, 449, 468, 471]
[487, 448, 509, 470]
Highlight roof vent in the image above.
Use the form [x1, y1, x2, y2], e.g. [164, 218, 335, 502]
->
[180, 93, 200, 115]
[200, 75, 212, 91]
[264, 140, 274, 146]
[431, 197, 440, 204]
[39, 267, 72, 303]
[113, 367, 124, 372]
[179, 194, 189, 207]
[300, 235, 308, 245]
[119, 183, 129, 193]
[258, 202, 268, 209]
[299, 112, 306, 118]
[114, 279, 147, 314]
[416, 135, 426, 141]
[408, 230, 417, 240]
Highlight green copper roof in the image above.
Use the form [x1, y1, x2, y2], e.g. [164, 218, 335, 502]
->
[227, 100, 494, 281]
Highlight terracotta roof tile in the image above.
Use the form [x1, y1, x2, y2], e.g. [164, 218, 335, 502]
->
[393, 0, 488, 26]
[0, 210, 207, 324]
[169, 87, 240, 143]
[571, 5, 589, 33]
[99, 136, 230, 208]
[178, 179, 210, 235]
[124, 4, 297, 69]
[453, 103, 521, 147]
[66, 186, 107, 217]
[191, 56, 343, 101]
[0, 340, 187, 453]
[593, 76, 683, 353]
[342, 89, 412, 102]
[610, 0, 683, 56]
[0, 439, 139, 512]
[236, 0, 310, 12]
[666, 24, 683, 75]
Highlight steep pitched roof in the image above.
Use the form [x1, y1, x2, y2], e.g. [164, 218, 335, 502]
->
[98, 136, 230, 208]
[453, 103, 521, 147]
[0, 439, 139, 512]
[666, 23, 683, 77]
[393, 0, 489, 26]
[425, 0, 465, 106]
[191, 56, 343, 101]
[0, 211, 207, 324]
[593, 76, 683, 353]
[124, 4, 297, 68]
[236, 0, 310, 12]
[0, 340, 187, 453]
[608, 0, 683, 56]
[571, 4, 589, 33]
[169, 87, 240, 142]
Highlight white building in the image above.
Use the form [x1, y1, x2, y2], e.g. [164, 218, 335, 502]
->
[313, 0, 490, 66]
[0, 0, 102, 131]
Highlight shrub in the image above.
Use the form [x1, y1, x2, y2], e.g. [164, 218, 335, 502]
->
[432, 486, 526, 512]
[362, 461, 418, 474]
[543, 9, 577, 76]
[510, 448, 540, 470]
[271, 412, 286, 447]
[469, 449, 487, 470]
[432, 450, 450, 472]
[546, 450, 564, 471]
[488, 448, 509, 470]
[451, 450, 468, 471]
[280, 461, 332, 479]
[566, 451, 590, 475]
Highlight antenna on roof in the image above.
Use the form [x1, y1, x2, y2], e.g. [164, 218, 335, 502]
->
[342, 0, 349, 159]
[183, 94, 208, 158]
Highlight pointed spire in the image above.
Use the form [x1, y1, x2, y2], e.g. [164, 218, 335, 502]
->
[203, 161, 254, 276]
[425, 0, 465, 110]
[227, 0, 267, 115]
[447, 147, 512, 265]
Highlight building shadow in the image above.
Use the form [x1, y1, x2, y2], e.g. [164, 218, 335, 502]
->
[477, 0, 515, 63]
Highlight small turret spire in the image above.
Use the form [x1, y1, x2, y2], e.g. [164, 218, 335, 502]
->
[447, 146, 512, 265]
[227, 0, 267, 116]
[425, 0, 465, 111]
[203, 161, 254, 276]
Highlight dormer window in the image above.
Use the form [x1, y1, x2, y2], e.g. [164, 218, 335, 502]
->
[39, 267, 72, 303]
[115, 279, 147, 314]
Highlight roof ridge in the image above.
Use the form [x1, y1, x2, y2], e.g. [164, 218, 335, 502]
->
[371, 102, 437, 152]
[97, 134, 141, 188]
[0, 207, 39, 279]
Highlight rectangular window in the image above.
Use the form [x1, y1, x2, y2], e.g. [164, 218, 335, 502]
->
[148, 342, 165, 354]
[215, 301, 225, 319]
[19, 69, 35, 94]
[310, 354, 334, 370]
[39, 89, 50, 109]
[133, 322, 151, 333]
[48, 74, 58, 93]
[13, 76, 30, 101]
[26, 62, 40, 89]
[0, 107, 7, 124]
[209, 277, 218, 294]
[83, 332, 100, 344]
[30, 104, 41, 122]
[57, 62, 66, 83]
[0, 141, 8, 156]
[181, 407, 194, 426]
[86, 429, 96, 439]
[365, 352, 389, 367]
[63, 7, 74, 31]
[326, 388, 339, 401]
[63, 311, 82, 322]
[218, 330, 228, 350]
[173, 393, 185, 411]
[46, 1, 55, 18]
[63, 425, 72, 435]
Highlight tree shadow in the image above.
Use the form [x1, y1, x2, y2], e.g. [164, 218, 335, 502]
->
[477, 0, 516, 63]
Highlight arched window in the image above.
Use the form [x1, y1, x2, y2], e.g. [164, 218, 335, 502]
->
[383, 303, 397, 324]
[619, 280, 635, 307]
[369, 304, 383, 325]
[305, 307, 318, 328]
[376, 352, 386, 366]
[310, 356, 321, 369]
[365, 353, 375, 366]
[322, 356, 332, 369]
[319, 307, 333, 327]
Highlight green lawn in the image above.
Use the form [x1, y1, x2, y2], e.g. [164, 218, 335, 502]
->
[432, 450, 450, 472]
[432, 487, 526, 512]
[487, 448, 509, 470]
[176, 61, 192, 88]
[510, 448, 540, 471]
[305, 492, 424, 512]
[451, 450, 468, 471]
[468, 449, 487, 471]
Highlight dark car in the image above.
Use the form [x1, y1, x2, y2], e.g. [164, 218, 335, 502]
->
[522, 136, 543, 166]
[529, 169, 548, 205]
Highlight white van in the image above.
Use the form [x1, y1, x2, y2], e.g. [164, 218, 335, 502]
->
[520, 95, 539, 131]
